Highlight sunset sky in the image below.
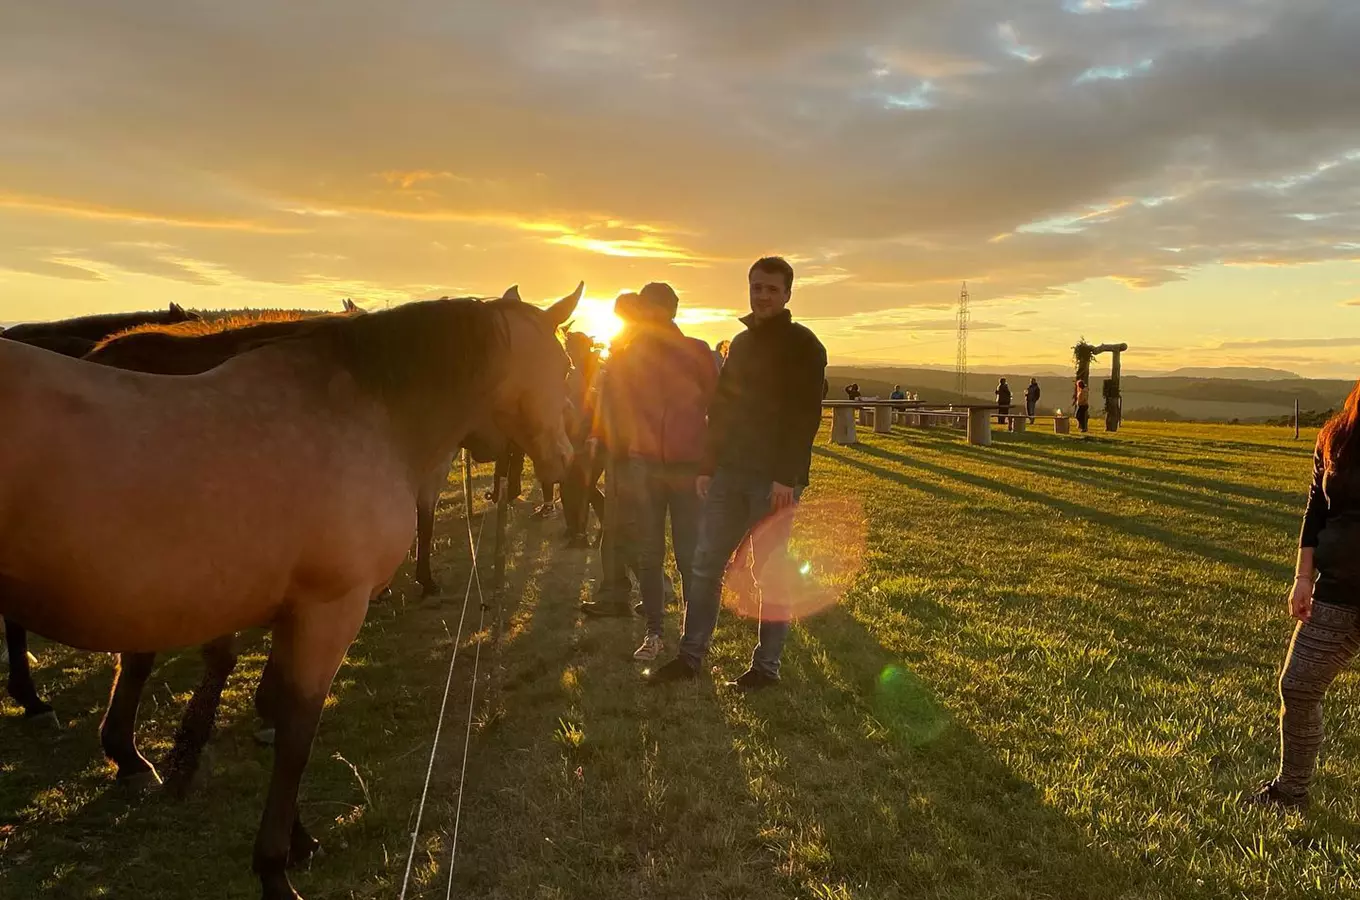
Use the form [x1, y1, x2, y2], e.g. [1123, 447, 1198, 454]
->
[3, 1, 1358, 376]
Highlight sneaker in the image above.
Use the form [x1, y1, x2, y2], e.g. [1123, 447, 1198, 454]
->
[633, 634, 664, 662]
[1245, 780, 1309, 811]
[725, 668, 780, 693]
[644, 657, 697, 685]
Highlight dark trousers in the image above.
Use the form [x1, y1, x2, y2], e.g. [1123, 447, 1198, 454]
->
[1026, 399, 1037, 424]
[626, 461, 702, 636]
[561, 453, 605, 537]
[1076, 404, 1090, 432]
[678, 468, 802, 678]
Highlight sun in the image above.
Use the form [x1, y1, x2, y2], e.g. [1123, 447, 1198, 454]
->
[566, 295, 623, 346]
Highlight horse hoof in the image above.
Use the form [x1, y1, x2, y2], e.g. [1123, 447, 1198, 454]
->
[254, 727, 276, 746]
[119, 768, 163, 794]
[288, 835, 321, 867]
[162, 771, 195, 800]
[27, 710, 60, 730]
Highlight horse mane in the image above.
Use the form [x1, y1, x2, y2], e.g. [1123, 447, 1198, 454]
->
[299, 297, 508, 403]
[95, 310, 309, 351]
[2, 304, 197, 345]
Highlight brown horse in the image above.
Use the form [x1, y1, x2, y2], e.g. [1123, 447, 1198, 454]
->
[4, 307, 359, 731]
[82, 305, 506, 794]
[5, 303, 508, 796]
[0, 284, 579, 900]
[2, 303, 209, 727]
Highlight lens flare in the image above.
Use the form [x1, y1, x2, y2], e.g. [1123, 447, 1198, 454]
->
[721, 491, 867, 623]
[873, 666, 949, 747]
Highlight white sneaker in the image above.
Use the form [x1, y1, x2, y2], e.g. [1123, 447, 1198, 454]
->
[633, 633, 664, 662]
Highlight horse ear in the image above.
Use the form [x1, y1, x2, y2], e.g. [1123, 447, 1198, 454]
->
[169, 302, 183, 314]
[501, 285, 522, 302]
[342, 298, 358, 312]
[544, 281, 584, 328]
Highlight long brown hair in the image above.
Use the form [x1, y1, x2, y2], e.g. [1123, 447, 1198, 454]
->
[1320, 380, 1360, 474]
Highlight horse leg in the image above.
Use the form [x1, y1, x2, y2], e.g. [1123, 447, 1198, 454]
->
[253, 651, 282, 746]
[163, 635, 240, 798]
[99, 652, 160, 787]
[415, 478, 440, 597]
[5, 622, 57, 726]
[253, 596, 368, 900]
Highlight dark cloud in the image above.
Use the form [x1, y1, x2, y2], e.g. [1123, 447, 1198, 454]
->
[0, 0, 1357, 324]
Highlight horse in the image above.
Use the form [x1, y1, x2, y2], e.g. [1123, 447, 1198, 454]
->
[5, 302, 505, 797]
[3, 302, 211, 727]
[3, 305, 358, 733]
[0, 283, 580, 899]
[0, 302, 200, 357]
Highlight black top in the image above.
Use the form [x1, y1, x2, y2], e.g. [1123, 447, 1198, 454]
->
[1300, 445, 1360, 588]
[704, 309, 827, 487]
[1026, 383, 1041, 402]
[996, 383, 1012, 404]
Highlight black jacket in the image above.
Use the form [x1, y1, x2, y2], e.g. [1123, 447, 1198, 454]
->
[1301, 446, 1360, 591]
[703, 309, 827, 486]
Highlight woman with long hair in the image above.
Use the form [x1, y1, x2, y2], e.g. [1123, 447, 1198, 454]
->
[1252, 381, 1360, 809]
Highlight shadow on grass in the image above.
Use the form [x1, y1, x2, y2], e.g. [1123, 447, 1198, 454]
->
[831, 443, 1291, 582]
[710, 601, 1182, 899]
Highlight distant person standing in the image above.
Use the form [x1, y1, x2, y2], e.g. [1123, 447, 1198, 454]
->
[647, 256, 827, 691]
[1074, 380, 1090, 432]
[995, 378, 1012, 424]
[1025, 378, 1041, 424]
[845, 382, 861, 401]
[890, 384, 907, 412]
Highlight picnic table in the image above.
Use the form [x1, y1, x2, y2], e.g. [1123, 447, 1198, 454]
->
[824, 399, 926, 442]
[825, 401, 1074, 447]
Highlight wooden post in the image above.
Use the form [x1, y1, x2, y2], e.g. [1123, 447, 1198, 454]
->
[1295, 398, 1300, 440]
[966, 408, 992, 446]
[858, 404, 873, 427]
[1012, 414, 1027, 434]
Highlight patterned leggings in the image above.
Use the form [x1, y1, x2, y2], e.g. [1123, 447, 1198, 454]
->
[1276, 599, 1360, 796]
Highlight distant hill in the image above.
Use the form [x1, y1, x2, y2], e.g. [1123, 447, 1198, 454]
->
[1160, 366, 1301, 381]
[827, 364, 1353, 424]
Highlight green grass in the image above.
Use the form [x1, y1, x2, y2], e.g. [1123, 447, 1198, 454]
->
[4, 419, 1358, 899]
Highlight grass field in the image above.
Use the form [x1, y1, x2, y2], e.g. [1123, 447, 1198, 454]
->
[5, 419, 1360, 899]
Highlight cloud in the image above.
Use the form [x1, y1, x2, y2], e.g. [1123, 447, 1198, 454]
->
[1, 0, 1359, 355]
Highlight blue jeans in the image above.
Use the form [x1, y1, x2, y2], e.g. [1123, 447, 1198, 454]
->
[627, 460, 702, 636]
[678, 468, 803, 677]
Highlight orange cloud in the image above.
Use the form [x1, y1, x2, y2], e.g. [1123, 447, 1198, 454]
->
[0, 192, 303, 234]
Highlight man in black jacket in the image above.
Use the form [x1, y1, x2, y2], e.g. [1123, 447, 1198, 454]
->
[647, 256, 827, 691]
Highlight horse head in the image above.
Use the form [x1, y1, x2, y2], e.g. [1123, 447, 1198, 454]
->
[488, 282, 581, 484]
[167, 302, 202, 324]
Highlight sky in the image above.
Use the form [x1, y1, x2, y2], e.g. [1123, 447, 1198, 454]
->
[2, 0, 1359, 376]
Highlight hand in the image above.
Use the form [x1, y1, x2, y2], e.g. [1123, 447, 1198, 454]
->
[696, 475, 711, 499]
[1289, 576, 1314, 623]
[770, 481, 796, 512]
